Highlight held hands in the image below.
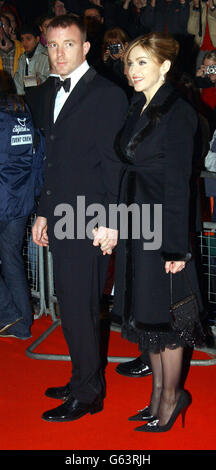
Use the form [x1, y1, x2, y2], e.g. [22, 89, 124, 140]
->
[93, 226, 118, 255]
[165, 260, 186, 274]
[32, 216, 49, 247]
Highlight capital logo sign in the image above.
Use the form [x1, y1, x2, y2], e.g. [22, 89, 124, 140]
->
[11, 117, 33, 146]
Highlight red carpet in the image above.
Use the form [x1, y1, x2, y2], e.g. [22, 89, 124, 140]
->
[0, 315, 215, 451]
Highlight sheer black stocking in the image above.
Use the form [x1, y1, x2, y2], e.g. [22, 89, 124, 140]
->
[149, 346, 184, 425]
[149, 351, 163, 417]
[158, 346, 184, 426]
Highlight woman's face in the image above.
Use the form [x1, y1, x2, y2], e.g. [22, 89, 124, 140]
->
[203, 57, 216, 83]
[126, 45, 169, 98]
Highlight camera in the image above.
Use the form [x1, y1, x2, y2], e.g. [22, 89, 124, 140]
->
[108, 43, 122, 55]
[205, 65, 216, 75]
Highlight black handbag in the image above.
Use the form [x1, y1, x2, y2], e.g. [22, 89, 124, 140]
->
[169, 271, 200, 334]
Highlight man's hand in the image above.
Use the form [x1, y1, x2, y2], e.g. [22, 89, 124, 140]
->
[32, 216, 49, 247]
[92, 226, 118, 255]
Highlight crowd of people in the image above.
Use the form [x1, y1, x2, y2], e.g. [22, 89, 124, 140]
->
[0, 0, 215, 433]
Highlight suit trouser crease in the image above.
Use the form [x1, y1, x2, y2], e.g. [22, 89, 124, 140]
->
[52, 249, 106, 403]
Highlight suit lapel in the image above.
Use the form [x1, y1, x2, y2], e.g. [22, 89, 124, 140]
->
[53, 67, 97, 126]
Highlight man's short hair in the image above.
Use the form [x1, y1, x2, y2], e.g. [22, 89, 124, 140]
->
[83, 5, 104, 18]
[47, 14, 87, 42]
[20, 23, 41, 38]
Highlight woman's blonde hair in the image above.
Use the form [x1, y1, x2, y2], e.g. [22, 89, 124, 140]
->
[124, 32, 179, 69]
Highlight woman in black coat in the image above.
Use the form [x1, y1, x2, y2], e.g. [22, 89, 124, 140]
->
[97, 32, 204, 432]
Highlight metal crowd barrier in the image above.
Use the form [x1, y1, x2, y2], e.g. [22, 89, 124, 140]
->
[25, 206, 216, 366]
[25, 217, 133, 363]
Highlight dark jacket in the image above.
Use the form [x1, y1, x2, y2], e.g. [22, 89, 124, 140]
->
[140, 0, 190, 36]
[36, 68, 128, 256]
[0, 101, 45, 221]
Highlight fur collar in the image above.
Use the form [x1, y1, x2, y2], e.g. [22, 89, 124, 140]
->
[115, 82, 180, 163]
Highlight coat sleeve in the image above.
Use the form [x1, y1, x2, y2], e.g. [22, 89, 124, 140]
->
[95, 84, 128, 228]
[161, 100, 198, 261]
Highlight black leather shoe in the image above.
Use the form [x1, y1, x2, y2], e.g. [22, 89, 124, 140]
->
[42, 394, 103, 422]
[128, 406, 155, 422]
[115, 356, 152, 377]
[45, 383, 71, 400]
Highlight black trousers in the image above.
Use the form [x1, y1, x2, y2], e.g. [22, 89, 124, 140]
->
[52, 247, 109, 403]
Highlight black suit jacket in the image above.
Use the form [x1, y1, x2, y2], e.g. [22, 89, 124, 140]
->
[33, 68, 128, 255]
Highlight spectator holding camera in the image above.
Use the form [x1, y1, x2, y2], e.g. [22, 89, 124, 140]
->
[195, 50, 216, 133]
[102, 26, 132, 97]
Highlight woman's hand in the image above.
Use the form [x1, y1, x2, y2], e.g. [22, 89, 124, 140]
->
[92, 226, 118, 255]
[165, 260, 186, 274]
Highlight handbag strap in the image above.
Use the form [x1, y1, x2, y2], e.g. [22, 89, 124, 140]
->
[170, 270, 194, 305]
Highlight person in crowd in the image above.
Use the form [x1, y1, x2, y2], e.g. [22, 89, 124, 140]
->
[196, 49, 216, 106]
[95, 32, 204, 432]
[14, 23, 50, 95]
[0, 0, 21, 28]
[107, 0, 149, 39]
[32, 14, 127, 422]
[37, 14, 53, 46]
[0, 14, 24, 77]
[0, 70, 45, 340]
[187, 0, 216, 69]
[52, 0, 68, 16]
[140, 0, 190, 35]
[83, 3, 105, 66]
[101, 26, 133, 97]
[141, 0, 194, 75]
[195, 49, 216, 134]
[3, 9, 20, 40]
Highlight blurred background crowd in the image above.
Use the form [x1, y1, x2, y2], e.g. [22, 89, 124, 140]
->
[0, 0, 215, 136]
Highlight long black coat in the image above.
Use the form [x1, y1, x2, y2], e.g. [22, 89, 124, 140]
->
[113, 82, 202, 331]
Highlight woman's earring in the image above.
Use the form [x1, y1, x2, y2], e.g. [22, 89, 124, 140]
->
[161, 74, 165, 82]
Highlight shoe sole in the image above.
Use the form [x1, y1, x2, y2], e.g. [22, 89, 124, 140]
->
[115, 370, 152, 378]
[42, 404, 103, 422]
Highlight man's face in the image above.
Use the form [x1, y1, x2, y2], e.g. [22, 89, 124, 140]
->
[20, 33, 40, 53]
[40, 18, 52, 40]
[133, 0, 145, 9]
[47, 25, 90, 79]
[53, 0, 67, 16]
[0, 16, 11, 39]
[83, 8, 103, 33]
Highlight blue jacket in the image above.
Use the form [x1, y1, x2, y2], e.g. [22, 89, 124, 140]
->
[0, 102, 45, 221]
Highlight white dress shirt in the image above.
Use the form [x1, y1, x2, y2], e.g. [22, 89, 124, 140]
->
[53, 60, 90, 123]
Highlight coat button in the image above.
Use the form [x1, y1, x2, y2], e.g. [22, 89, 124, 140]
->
[50, 135, 55, 141]
[46, 190, 51, 195]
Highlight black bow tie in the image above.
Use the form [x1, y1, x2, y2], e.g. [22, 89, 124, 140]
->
[55, 77, 71, 93]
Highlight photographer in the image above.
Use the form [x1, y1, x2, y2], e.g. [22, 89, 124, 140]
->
[195, 50, 216, 134]
[102, 26, 132, 98]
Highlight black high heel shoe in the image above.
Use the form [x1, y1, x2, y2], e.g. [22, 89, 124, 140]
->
[128, 406, 156, 422]
[134, 390, 192, 433]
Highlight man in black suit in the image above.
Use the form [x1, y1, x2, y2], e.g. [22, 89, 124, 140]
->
[32, 14, 128, 422]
